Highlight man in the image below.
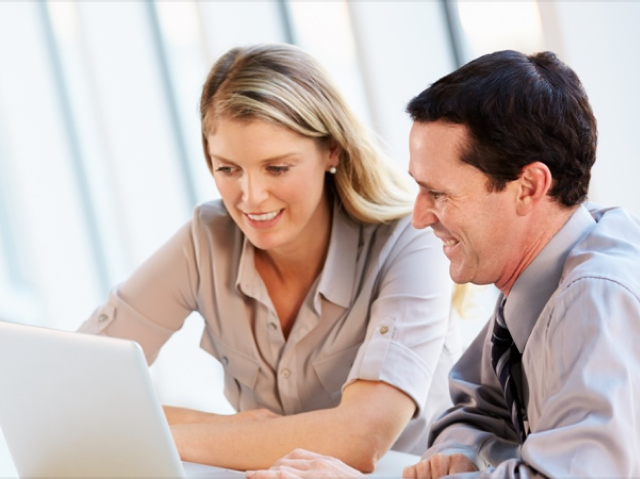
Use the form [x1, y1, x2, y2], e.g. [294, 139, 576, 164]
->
[247, 50, 640, 478]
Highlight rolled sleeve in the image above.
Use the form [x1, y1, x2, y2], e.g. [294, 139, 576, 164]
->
[77, 218, 200, 365]
[78, 288, 178, 364]
[346, 219, 455, 420]
[352, 317, 433, 413]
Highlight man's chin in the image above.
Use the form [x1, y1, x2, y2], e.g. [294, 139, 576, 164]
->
[448, 265, 471, 285]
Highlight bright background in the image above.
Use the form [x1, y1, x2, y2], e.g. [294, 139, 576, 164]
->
[1, 1, 639, 416]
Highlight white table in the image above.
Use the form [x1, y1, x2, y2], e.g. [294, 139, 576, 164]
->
[1, 429, 419, 478]
[0, 428, 17, 477]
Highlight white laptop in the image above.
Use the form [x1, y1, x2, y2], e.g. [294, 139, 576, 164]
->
[0, 320, 244, 478]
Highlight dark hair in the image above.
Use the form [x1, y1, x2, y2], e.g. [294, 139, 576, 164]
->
[406, 50, 597, 207]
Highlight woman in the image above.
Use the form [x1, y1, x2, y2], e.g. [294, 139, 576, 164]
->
[79, 44, 459, 472]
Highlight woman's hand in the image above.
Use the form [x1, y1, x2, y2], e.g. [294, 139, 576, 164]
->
[246, 449, 365, 478]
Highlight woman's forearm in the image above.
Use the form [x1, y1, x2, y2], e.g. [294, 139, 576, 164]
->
[169, 380, 416, 472]
[164, 405, 280, 426]
[170, 407, 378, 471]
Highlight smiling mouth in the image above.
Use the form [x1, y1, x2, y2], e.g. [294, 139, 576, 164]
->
[442, 239, 459, 247]
[246, 210, 282, 221]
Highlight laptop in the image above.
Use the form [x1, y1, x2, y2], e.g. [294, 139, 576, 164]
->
[0, 320, 243, 478]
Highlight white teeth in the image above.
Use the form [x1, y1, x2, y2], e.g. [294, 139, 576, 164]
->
[443, 239, 458, 247]
[247, 210, 280, 221]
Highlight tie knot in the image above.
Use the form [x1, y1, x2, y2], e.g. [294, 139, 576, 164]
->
[496, 297, 507, 328]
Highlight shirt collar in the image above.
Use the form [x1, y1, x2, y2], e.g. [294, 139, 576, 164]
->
[315, 201, 360, 310]
[505, 204, 596, 352]
[236, 236, 260, 298]
[235, 200, 360, 310]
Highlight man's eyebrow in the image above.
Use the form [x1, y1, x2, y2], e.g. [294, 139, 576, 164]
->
[408, 171, 433, 190]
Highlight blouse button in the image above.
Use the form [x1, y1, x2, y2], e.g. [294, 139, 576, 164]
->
[98, 314, 109, 323]
[267, 322, 277, 331]
[221, 356, 229, 366]
[281, 369, 290, 379]
[379, 325, 389, 335]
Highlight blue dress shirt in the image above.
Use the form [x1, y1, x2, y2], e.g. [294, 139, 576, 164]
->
[423, 204, 640, 478]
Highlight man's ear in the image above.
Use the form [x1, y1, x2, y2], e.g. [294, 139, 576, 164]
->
[514, 162, 553, 215]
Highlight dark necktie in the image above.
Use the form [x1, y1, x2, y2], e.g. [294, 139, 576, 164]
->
[491, 300, 527, 442]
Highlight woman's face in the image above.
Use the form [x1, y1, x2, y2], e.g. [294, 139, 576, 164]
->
[207, 118, 338, 255]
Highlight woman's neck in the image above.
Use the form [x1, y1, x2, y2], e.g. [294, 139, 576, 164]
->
[257, 194, 333, 283]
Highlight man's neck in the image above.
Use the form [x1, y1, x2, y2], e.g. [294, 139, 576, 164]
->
[497, 203, 579, 296]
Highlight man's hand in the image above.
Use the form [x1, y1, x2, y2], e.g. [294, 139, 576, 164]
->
[402, 453, 477, 479]
[246, 448, 365, 478]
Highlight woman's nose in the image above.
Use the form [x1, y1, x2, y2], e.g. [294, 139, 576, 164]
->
[241, 174, 269, 205]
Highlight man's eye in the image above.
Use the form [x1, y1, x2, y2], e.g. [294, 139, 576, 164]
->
[429, 190, 444, 199]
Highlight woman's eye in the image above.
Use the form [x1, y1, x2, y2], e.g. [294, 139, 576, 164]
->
[267, 165, 290, 175]
[214, 166, 235, 175]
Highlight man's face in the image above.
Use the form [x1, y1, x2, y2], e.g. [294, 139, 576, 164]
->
[409, 121, 522, 288]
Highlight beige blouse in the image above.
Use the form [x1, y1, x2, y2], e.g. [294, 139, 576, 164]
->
[79, 199, 460, 455]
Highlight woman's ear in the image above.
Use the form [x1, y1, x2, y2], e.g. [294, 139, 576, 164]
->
[328, 140, 341, 165]
[515, 162, 553, 215]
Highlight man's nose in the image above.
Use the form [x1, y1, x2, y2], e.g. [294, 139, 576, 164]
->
[411, 195, 438, 229]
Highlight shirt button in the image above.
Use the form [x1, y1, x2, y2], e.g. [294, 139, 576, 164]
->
[221, 356, 229, 366]
[98, 314, 109, 322]
[267, 322, 277, 331]
[281, 369, 290, 379]
[379, 325, 389, 335]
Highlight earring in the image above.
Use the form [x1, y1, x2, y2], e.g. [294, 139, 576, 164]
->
[329, 166, 337, 175]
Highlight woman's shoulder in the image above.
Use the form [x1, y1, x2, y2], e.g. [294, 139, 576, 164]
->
[193, 199, 231, 221]
[190, 199, 242, 244]
[338, 207, 437, 258]
[191, 199, 238, 230]
[360, 211, 430, 242]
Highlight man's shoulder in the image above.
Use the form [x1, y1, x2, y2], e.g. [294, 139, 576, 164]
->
[562, 205, 640, 293]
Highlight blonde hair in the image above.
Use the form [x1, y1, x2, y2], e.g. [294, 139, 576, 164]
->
[200, 43, 413, 224]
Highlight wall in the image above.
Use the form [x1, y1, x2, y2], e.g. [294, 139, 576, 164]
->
[540, 1, 640, 215]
